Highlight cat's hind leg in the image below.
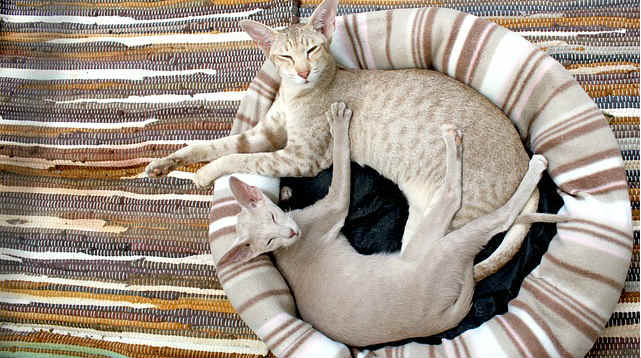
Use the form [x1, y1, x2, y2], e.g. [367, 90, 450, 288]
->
[400, 124, 463, 261]
[443, 154, 548, 255]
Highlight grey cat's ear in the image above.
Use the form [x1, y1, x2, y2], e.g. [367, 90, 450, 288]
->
[308, 0, 338, 42]
[229, 176, 264, 208]
[217, 238, 255, 267]
[239, 20, 276, 55]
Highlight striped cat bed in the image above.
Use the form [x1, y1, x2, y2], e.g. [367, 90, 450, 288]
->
[210, 7, 634, 357]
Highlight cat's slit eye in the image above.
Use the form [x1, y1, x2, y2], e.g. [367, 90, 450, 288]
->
[267, 238, 275, 246]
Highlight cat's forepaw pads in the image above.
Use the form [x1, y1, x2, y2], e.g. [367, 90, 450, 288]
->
[328, 102, 352, 123]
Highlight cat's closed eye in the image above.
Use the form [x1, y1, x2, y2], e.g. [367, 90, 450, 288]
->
[267, 238, 275, 246]
[307, 46, 318, 56]
[277, 55, 293, 62]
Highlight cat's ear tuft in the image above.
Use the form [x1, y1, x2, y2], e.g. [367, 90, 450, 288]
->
[239, 20, 276, 55]
[308, 0, 338, 42]
[217, 239, 255, 267]
[229, 176, 264, 208]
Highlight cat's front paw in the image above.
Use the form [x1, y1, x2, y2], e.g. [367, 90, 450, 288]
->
[529, 154, 548, 174]
[326, 102, 352, 134]
[193, 169, 215, 189]
[145, 157, 179, 177]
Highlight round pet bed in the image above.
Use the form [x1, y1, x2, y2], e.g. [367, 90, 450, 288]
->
[209, 8, 633, 357]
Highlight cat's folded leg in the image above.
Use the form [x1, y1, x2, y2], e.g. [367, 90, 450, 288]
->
[400, 124, 463, 261]
[145, 112, 287, 177]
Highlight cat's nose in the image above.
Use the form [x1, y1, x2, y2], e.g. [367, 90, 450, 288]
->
[289, 229, 297, 238]
[297, 71, 309, 79]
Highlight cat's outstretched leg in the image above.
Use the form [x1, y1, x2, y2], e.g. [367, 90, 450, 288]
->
[400, 124, 463, 260]
[444, 154, 548, 253]
[145, 112, 287, 178]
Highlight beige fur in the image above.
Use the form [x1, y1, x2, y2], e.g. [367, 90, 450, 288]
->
[146, 0, 530, 270]
[218, 103, 550, 346]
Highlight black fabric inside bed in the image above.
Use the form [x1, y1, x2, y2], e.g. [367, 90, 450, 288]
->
[279, 155, 563, 348]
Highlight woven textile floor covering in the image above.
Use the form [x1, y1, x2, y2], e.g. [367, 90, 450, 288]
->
[0, 0, 638, 358]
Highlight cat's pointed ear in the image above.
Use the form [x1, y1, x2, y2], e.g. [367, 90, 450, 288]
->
[229, 176, 264, 208]
[217, 238, 255, 267]
[308, 0, 338, 42]
[239, 20, 276, 55]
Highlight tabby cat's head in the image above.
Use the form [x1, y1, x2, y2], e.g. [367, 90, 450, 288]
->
[240, 0, 338, 88]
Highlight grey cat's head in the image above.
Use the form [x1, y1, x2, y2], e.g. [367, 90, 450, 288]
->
[217, 177, 301, 267]
[239, 0, 338, 88]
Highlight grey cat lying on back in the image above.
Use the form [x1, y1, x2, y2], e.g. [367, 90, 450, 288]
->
[217, 103, 555, 346]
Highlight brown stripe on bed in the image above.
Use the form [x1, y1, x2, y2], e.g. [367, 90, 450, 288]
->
[442, 12, 466, 75]
[559, 167, 628, 195]
[218, 258, 274, 284]
[528, 79, 577, 129]
[281, 326, 316, 357]
[511, 299, 573, 357]
[505, 52, 547, 117]
[495, 316, 529, 356]
[535, 118, 609, 154]
[521, 279, 600, 340]
[532, 108, 603, 149]
[545, 254, 623, 292]
[502, 312, 549, 357]
[535, 275, 608, 325]
[262, 316, 298, 343]
[236, 288, 291, 315]
[547, 148, 623, 178]
[454, 18, 489, 83]
[559, 224, 633, 251]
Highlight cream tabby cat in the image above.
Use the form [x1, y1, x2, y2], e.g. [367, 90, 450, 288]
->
[146, 0, 531, 270]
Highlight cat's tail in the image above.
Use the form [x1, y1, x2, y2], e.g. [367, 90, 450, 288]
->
[472, 189, 539, 282]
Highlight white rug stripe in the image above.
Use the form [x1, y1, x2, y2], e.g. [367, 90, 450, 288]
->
[0, 139, 211, 150]
[0, 68, 218, 81]
[569, 64, 639, 75]
[602, 108, 639, 117]
[0, 248, 216, 266]
[0, 117, 158, 129]
[0, 156, 154, 170]
[0, 184, 212, 202]
[55, 91, 246, 104]
[0, 291, 156, 309]
[1, 323, 268, 355]
[0, 274, 226, 296]
[1, 215, 128, 233]
[47, 32, 252, 46]
[0, 9, 262, 25]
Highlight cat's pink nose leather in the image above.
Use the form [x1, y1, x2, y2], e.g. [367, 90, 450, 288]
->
[289, 229, 297, 238]
[298, 71, 309, 79]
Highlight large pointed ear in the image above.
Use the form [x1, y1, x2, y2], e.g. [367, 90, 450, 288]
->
[217, 238, 255, 267]
[229, 176, 264, 208]
[308, 0, 338, 42]
[239, 20, 276, 55]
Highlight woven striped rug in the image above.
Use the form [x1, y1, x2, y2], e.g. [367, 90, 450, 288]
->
[0, 0, 637, 357]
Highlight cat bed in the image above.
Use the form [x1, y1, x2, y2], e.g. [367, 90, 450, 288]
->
[209, 7, 632, 357]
